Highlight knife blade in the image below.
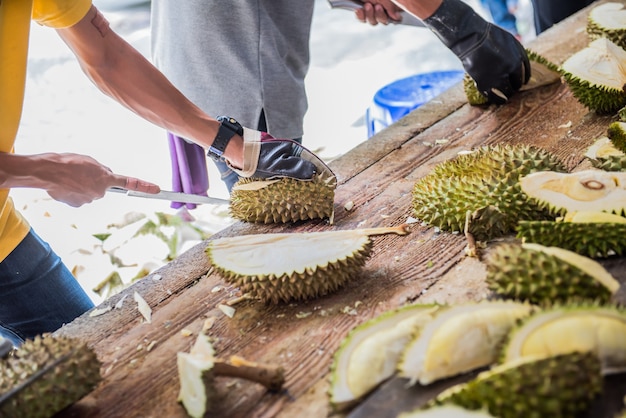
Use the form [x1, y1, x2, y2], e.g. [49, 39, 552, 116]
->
[107, 187, 230, 206]
[327, 0, 425, 27]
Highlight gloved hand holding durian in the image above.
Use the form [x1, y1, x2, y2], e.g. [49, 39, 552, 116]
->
[423, 0, 531, 104]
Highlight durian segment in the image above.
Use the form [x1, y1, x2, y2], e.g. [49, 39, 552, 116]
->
[207, 227, 407, 304]
[398, 301, 534, 386]
[585, 136, 626, 171]
[177, 333, 216, 418]
[230, 175, 336, 224]
[0, 334, 101, 418]
[520, 169, 626, 216]
[502, 306, 626, 374]
[412, 145, 565, 240]
[329, 304, 441, 411]
[516, 211, 626, 258]
[560, 38, 626, 114]
[608, 120, 626, 153]
[485, 243, 620, 305]
[400, 404, 497, 418]
[587, 2, 626, 50]
[430, 352, 602, 418]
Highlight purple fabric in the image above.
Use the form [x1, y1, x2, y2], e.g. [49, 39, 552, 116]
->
[167, 132, 210, 209]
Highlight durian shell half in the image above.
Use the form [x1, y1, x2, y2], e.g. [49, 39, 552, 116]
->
[585, 136, 626, 171]
[587, 2, 626, 50]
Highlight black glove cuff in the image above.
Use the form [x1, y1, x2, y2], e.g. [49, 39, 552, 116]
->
[423, 0, 488, 51]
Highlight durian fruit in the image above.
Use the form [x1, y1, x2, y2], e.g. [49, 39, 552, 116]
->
[412, 145, 566, 241]
[585, 136, 626, 171]
[485, 243, 620, 305]
[463, 50, 561, 106]
[520, 169, 626, 216]
[608, 120, 626, 153]
[399, 404, 497, 418]
[587, 2, 626, 50]
[560, 38, 626, 114]
[516, 211, 626, 258]
[178, 333, 285, 418]
[206, 225, 409, 304]
[329, 304, 441, 411]
[426, 352, 602, 418]
[501, 305, 626, 374]
[0, 334, 101, 418]
[398, 301, 534, 386]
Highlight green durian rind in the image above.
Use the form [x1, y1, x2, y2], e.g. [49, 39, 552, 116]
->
[561, 72, 626, 114]
[412, 145, 566, 241]
[485, 243, 617, 305]
[0, 334, 101, 418]
[463, 74, 488, 106]
[607, 121, 626, 153]
[429, 352, 602, 418]
[589, 154, 626, 171]
[587, 2, 626, 50]
[229, 175, 335, 224]
[329, 303, 441, 411]
[516, 220, 626, 258]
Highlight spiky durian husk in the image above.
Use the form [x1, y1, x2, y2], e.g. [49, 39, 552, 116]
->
[560, 38, 626, 114]
[0, 334, 101, 418]
[412, 145, 566, 240]
[589, 154, 626, 171]
[607, 121, 626, 153]
[516, 219, 626, 258]
[584, 136, 626, 171]
[500, 305, 626, 374]
[428, 352, 602, 418]
[206, 230, 373, 304]
[463, 74, 488, 106]
[587, 2, 626, 50]
[229, 175, 335, 224]
[485, 243, 618, 305]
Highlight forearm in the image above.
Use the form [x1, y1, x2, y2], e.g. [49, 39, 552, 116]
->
[0, 153, 58, 189]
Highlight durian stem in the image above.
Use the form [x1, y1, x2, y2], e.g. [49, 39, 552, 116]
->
[360, 224, 411, 237]
[214, 356, 285, 391]
[464, 211, 478, 258]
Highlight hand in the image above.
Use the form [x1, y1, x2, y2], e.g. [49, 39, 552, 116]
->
[423, 0, 530, 104]
[355, 0, 403, 25]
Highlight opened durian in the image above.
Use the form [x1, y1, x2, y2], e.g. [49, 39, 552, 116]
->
[608, 120, 626, 152]
[398, 301, 534, 386]
[329, 304, 441, 411]
[412, 145, 565, 240]
[206, 225, 409, 304]
[501, 305, 626, 374]
[516, 211, 626, 258]
[520, 169, 626, 216]
[463, 50, 561, 105]
[0, 334, 101, 418]
[587, 2, 626, 50]
[485, 243, 620, 305]
[427, 352, 602, 418]
[561, 37, 626, 114]
[400, 405, 497, 418]
[585, 136, 626, 171]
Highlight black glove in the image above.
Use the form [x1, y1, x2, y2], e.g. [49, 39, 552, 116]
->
[253, 136, 317, 180]
[424, 0, 530, 104]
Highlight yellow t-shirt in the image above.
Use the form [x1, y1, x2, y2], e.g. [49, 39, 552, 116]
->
[0, 0, 91, 261]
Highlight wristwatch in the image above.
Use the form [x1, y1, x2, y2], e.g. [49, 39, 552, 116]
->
[207, 116, 244, 161]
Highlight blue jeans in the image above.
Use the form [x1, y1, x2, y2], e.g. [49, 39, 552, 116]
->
[0, 229, 94, 346]
[480, 0, 519, 36]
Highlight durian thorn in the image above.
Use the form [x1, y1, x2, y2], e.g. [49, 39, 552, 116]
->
[225, 293, 255, 306]
[359, 224, 411, 237]
[213, 356, 285, 391]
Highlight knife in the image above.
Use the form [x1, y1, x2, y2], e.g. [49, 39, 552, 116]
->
[327, 0, 425, 27]
[107, 187, 230, 206]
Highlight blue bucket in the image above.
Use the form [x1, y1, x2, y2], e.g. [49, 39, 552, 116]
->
[366, 70, 465, 138]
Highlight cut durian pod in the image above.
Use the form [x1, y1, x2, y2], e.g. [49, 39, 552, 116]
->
[587, 2, 626, 50]
[412, 145, 566, 240]
[585, 136, 626, 171]
[500, 305, 626, 374]
[329, 304, 442, 411]
[463, 49, 561, 106]
[398, 301, 535, 386]
[520, 169, 626, 216]
[485, 242, 620, 305]
[178, 333, 285, 418]
[206, 225, 410, 304]
[560, 38, 626, 114]
[399, 404, 497, 418]
[0, 334, 101, 418]
[516, 211, 626, 258]
[608, 121, 626, 153]
[427, 352, 602, 418]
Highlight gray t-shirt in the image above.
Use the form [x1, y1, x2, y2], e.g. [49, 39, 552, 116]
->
[151, 0, 314, 139]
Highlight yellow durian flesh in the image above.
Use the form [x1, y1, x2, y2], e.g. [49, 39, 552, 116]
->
[561, 38, 626, 92]
[585, 136, 625, 159]
[502, 307, 626, 374]
[399, 301, 534, 386]
[563, 210, 626, 223]
[400, 405, 497, 418]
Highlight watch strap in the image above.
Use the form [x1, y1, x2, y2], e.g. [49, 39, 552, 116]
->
[207, 116, 243, 160]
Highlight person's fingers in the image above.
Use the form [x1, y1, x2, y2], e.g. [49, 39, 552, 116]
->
[373, 4, 390, 25]
[116, 176, 161, 194]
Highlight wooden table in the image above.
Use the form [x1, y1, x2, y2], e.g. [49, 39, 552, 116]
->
[56, 2, 626, 417]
